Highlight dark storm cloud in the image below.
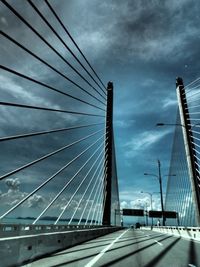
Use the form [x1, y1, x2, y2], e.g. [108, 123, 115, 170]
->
[63, 0, 200, 66]
[113, 0, 200, 61]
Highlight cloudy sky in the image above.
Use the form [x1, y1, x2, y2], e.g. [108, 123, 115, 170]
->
[0, 0, 200, 225]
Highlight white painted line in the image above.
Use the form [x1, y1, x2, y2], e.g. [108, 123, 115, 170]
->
[154, 240, 163, 246]
[84, 229, 129, 267]
[188, 264, 197, 267]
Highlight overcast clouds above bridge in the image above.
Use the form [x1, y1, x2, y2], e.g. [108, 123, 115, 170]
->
[0, 0, 200, 225]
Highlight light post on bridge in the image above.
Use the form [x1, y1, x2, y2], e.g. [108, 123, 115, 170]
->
[137, 200, 148, 226]
[141, 191, 153, 227]
[156, 123, 200, 128]
[144, 161, 176, 226]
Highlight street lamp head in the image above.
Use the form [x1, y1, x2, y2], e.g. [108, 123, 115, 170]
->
[156, 123, 165, 126]
[144, 173, 158, 178]
[156, 122, 186, 128]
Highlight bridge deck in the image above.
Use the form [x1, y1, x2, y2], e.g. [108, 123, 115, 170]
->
[21, 228, 200, 267]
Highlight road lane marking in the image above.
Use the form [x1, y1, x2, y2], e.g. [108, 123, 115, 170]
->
[84, 229, 129, 267]
[188, 264, 197, 267]
[154, 240, 163, 246]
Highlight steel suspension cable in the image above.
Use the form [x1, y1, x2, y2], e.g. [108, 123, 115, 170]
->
[184, 89, 200, 100]
[186, 112, 200, 115]
[185, 105, 200, 110]
[84, 154, 107, 225]
[95, 183, 106, 225]
[91, 189, 103, 225]
[95, 157, 107, 225]
[192, 147, 200, 156]
[188, 125, 200, 130]
[195, 168, 200, 176]
[68, 151, 105, 225]
[185, 84, 200, 93]
[44, 0, 107, 92]
[0, 133, 105, 220]
[90, 179, 104, 225]
[0, 101, 105, 116]
[85, 152, 107, 225]
[185, 98, 200, 104]
[1, 30, 105, 106]
[99, 190, 107, 225]
[0, 123, 104, 142]
[98, 189, 107, 226]
[184, 77, 200, 92]
[95, 155, 107, 225]
[97, 170, 107, 225]
[27, 0, 106, 101]
[84, 171, 104, 225]
[0, 128, 104, 181]
[191, 141, 200, 149]
[190, 135, 200, 142]
[187, 120, 200, 123]
[185, 91, 200, 102]
[194, 161, 200, 169]
[33, 134, 105, 224]
[1, 66, 105, 112]
[77, 162, 105, 225]
[95, 193, 104, 225]
[193, 154, 200, 164]
[54, 145, 104, 224]
[85, 174, 104, 225]
[184, 90, 200, 100]
[1, 0, 106, 103]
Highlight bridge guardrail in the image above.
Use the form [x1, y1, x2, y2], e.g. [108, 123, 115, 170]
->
[0, 225, 122, 267]
[142, 226, 200, 241]
[0, 223, 113, 238]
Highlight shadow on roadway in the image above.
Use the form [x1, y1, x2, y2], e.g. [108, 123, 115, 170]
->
[102, 236, 181, 267]
[188, 240, 199, 266]
[143, 237, 181, 267]
[49, 234, 173, 267]
[45, 233, 165, 258]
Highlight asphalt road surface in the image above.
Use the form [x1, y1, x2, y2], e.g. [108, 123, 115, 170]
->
[22, 228, 200, 267]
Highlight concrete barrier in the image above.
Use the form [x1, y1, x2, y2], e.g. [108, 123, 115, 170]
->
[142, 226, 200, 241]
[0, 225, 122, 267]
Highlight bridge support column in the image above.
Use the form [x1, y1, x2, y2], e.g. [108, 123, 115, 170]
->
[102, 82, 113, 226]
[176, 77, 200, 226]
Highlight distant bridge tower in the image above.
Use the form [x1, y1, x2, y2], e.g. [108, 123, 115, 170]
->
[176, 77, 200, 226]
[102, 82, 113, 225]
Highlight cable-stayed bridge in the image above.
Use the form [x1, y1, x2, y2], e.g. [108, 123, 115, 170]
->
[0, 0, 120, 227]
[165, 77, 200, 227]
[0, 1, 200, 266]
[0, 1, 121, 265]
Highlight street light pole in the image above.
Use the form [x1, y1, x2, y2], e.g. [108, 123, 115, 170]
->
[141, 191, 153, 227]
[138, 201, 148, 226]
[156, 123, 200, 128]
[144, 164, 175, 227]
[145, 202, 148, 226]
[158, 160, 165, 226]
